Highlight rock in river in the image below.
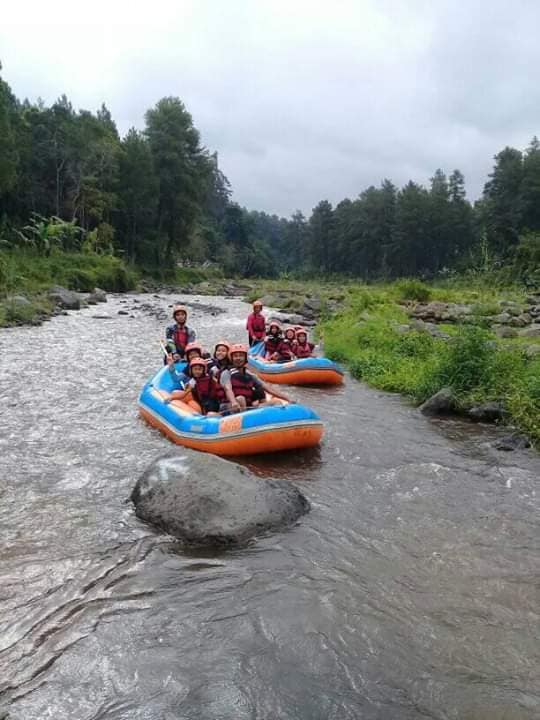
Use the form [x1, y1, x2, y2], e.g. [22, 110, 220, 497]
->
[48, 285, 81, 310]
[419, 388, 457, 416]
[131, 452, 310, 545]
[468, 401, 507, 423]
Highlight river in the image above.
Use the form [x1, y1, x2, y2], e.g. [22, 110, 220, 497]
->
[0, 293, 538, 720]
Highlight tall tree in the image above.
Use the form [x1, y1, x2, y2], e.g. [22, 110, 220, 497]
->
[482, 146, 524, 257]
[521, 136, 540, 232]
[145, 97, 210, 261]
[448, 169, 475, 263]
[392, 181, 431, 276]
[117, 128, 157, 261]
[0, 64, 19, 200]
[308, 200, 334, 273]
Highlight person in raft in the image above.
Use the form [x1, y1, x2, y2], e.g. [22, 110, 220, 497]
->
[165, 304, 196, 359]
[184, 342, 203, 366]
[166, 358, 220, 415]
[292, 327, 316, 358]
[246, 299, 266, 347]
[283, 326, 298, 358]
[208, 340, 230, 377]
[264, 321, 293, 362]
[220, 343, 294, 412]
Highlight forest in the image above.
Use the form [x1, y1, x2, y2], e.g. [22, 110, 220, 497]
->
[0, 62, 539, 283]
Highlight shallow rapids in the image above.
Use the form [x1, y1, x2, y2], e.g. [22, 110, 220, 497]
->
[0, 294, 538, 719]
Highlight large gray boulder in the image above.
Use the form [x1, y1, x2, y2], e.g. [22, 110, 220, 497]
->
[468, 401, 507, 423]
[48, 285, 81, 310]
[494, 325, 518, 338]
[88, 287, 107, 303]
[493, 433, 531, 451]
[7, 294, 31, 306]
[131, 452, 310, 546]
[419, 388, 457, 416]
[519, 324, 540, 337]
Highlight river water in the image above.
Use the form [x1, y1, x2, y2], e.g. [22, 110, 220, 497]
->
[0, 294, 538, 720]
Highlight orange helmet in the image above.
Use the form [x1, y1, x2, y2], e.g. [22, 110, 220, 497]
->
[228, 343, 248, 363]
[172, 304, 187, 318]
[189, 357, 207, 372]
[185, 342, 202, 357]
[252, 299, 263, 309]
[268, 320, 282, 333]
[214, 340, 231, 353]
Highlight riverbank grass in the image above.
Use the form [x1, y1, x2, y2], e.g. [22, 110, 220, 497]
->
[0, 249, 138, 327]
[321, 286, 539, 444]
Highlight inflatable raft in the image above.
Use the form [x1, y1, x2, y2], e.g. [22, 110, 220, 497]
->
[138, 364, 324, 456]
[248, 342, 344, 385]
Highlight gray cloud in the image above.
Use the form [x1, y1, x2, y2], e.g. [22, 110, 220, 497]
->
[1, 0, 539, 216]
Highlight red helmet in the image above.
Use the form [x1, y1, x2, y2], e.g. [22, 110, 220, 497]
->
[214, 340, 231, 354]
[252, 299, 263, 309]
[185, 342, 202, 357]
[228, 343, 248, 363]
[284, 326, 296, 339]
[189, 357, 207, 372]
[295, 327, 308, 340]
[172, 304, 187, 319]
[268, 320, 282, 333]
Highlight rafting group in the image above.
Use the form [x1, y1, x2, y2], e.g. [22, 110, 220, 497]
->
[138, 300, 343, 455]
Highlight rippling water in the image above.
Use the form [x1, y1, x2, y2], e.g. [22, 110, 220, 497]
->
[0, 294, 538, 720]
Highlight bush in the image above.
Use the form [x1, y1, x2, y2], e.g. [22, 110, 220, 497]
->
[394, 279, 432, 302]
[428, 326, 493, 394]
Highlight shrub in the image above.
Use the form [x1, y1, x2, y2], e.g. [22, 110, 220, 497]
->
[428, 326, 493, 394]
[394, 279, 432, 302]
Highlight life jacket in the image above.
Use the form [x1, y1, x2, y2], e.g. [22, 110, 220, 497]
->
[173, 324, 189, 353]
[208, 357, 228, 375]
[294, 341, 314, 358]
[266, 337, 292, 361]
[229, 368, 259, 405]
[248, 312, 266, 339]
[264, 334, 282, 355]
[211, 368, 227, 403]
[191, 375, 218, 413]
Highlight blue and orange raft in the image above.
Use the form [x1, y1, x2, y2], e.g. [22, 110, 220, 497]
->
[138, 364, 324, 455]
[247, 341, 344, 385]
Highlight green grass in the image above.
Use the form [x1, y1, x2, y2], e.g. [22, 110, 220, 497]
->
[0, 249, 138, 327]
[142, 264, 225, 285]
[0, 249, 138, 295]
[321, 291, 540, 445]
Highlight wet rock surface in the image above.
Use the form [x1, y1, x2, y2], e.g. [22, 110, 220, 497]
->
[419, 388, 457, 416]
[468, 401, 507, 423]
[131, 452, 310, 546]
[48, 285, 81, 310]
[493, 433, 531, 451]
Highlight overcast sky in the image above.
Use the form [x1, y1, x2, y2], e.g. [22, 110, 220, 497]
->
[1, 0, 539, 216]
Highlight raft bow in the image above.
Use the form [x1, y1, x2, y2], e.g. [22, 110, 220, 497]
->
[247, 341, 344, 385]
[138, 363, 324, 455]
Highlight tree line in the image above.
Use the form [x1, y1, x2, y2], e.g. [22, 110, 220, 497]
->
[1, 62, 539, 282]
[248, 144, 540, 284]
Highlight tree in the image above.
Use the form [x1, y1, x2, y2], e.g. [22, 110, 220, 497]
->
[448, 169, 475, 263]
[521, 136, 540, 232]
[117, 128, 158, 262]
[308, 200, 334, 273]
[284, 210, 310, 271]
[145, 97, 210, 261]
[482, 147, 524, 257]
[392, 181, 431, 276]
[0, 63, 19, 200]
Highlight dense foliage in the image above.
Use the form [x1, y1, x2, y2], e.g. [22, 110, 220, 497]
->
[321, 286, 540, 443]
[1, 62, 539, 281]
